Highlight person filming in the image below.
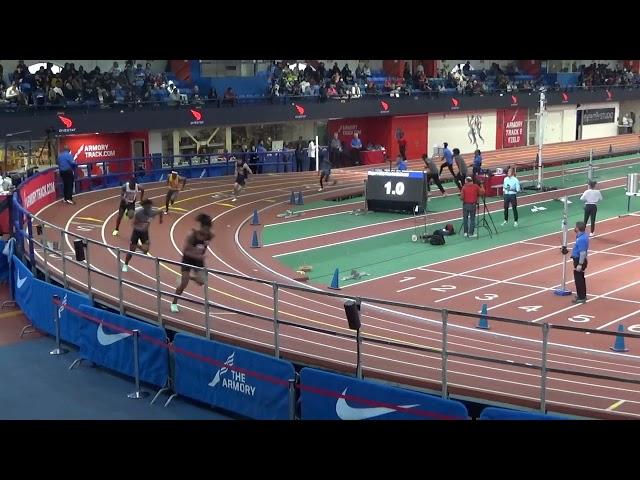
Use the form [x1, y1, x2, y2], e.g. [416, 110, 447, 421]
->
[460, 176, 485, 238]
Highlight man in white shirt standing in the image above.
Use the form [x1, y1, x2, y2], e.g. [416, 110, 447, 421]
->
[308, 139, 317, 171]
[580, 180, 603, 237]
[501, 168, 521, 227]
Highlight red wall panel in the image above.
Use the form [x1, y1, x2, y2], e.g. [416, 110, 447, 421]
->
[389, 115, 428, 160]
[60, 131, 150, 174]
[327, 117, 391, 151]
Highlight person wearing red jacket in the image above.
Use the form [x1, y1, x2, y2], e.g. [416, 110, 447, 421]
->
[460, 176, 485, 238]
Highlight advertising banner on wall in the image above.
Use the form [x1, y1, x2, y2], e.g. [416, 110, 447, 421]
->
[61, 134, 132, 163]
[502, 108, 527, 148]
[581, 108, 615, 125]
[19, 169, 58, 213]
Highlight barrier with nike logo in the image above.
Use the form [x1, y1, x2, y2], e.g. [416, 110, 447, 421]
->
[300, 367, 469, 420]
[13, 255, 88, 345]
[10, 168, 640, 419]
[52, 297, 295, 419]
[68, 305, 170, 390]
[4, 252, 566, 420]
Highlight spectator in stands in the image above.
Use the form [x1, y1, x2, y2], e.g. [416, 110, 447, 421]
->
[5, 82, 21, 103]
[316, 62, 326, 80]
[403, 63, 412, 86]
[192, 85, 203, 106]
[355, 63, 365, 82]
[366, 81, 378, 94]
[109, 61, 121, 76]
[362, 63, 371, 79]
[63, 79, 75, 101]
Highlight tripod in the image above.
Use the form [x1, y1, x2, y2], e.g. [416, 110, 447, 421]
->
[476, 195, 498, 238]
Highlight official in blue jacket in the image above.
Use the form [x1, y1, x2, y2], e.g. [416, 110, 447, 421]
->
[57, 145, 77, 204]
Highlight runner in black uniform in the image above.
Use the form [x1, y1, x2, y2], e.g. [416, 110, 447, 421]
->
[171, 213, 214, 313]
[318, 150, 338, 192]
[232, 157, 253, 202]
[113, 178, 144, 236]
[121, 199, 162, 272]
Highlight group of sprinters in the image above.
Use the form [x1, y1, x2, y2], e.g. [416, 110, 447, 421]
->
[107, 145, 603, 310]
[111, 157, 253, 313]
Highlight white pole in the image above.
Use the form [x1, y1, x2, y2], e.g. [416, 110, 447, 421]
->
[536, 90, 546, 190]
[554, 195, 571, 296]
[588, 148, 594, 182]
[315, 135, 319, 172]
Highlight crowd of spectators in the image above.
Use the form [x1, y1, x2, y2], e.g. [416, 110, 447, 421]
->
[579, 63, 640, 88]
[3, 60, 640, 109]
[0, 60, 176, 107]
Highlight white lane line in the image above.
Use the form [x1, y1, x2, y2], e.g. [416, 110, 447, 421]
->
[488, 236, 640, 312]
[533, 278, 640, 323]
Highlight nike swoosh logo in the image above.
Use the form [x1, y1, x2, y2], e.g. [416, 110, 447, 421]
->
[97, 324, 131, 346]
[16, 270, 27, 289]
[335, 388, 419, 420]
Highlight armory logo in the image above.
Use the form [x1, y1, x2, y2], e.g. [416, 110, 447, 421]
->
[58, 294, 68, 318]
[379, 100, 390, 114]
[208, 351, 256, 396]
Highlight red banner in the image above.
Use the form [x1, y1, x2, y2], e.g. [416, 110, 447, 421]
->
[503, 108, 527, 148]
[20, 170, 58, 214]
[62, 133, 132, 163]
[0, 194, 10, 234]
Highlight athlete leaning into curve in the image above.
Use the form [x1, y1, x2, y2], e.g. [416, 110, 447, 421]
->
[112, 178, 144, 236]
[171, 213, 214, 313]
[232, 157, 252, 202]
[121, 199, 162, 272]
[165, 171, 187, 214]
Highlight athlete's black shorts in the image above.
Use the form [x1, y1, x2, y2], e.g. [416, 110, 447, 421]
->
[130, 229, 149, 246]
[181, 256, 204, 272]
[119, 200, 136, 215]
[235, 174, 246, 186]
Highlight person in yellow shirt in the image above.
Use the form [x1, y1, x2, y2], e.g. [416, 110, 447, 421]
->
[165, 171, 187, 214]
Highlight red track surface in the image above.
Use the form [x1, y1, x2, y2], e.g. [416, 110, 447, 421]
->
[33, 134, 640, 419]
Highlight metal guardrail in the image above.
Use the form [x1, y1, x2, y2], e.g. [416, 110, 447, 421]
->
[9, 158, 640, 417]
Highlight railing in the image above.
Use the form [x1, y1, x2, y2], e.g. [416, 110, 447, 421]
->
[9, 164, 640, 417]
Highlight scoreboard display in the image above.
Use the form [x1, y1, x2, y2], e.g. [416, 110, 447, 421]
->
[365, 170, 427, 213]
